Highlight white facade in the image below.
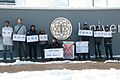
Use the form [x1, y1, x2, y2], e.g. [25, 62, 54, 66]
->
[0, 0, 120, 8]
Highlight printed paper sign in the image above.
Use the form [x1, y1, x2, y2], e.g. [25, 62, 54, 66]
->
[13, 34, 26, 41]
[94, 31, 104, 37]
[39, 34, 48, 41]
[78, 30, 93, 36]
[104, 31, 112, 38]
[27, 35, 38, 42]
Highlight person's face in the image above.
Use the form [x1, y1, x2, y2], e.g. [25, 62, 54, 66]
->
[105, 28, 109, 31]
[17, 19, 22, 24]
[31, 26, 35, 31]
[5, 22, 9, 27]
[96, 27, 99, 30]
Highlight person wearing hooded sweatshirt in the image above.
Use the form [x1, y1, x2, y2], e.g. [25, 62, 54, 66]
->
[104, 25, 113, 60]
[2, 21, 13, 60]
[27, 25, 38, 61]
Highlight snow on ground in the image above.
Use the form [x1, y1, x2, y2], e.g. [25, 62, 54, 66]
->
[0, 60, 120, 66]
[0, 60, 97, 66]
[0, 69, 120, 80]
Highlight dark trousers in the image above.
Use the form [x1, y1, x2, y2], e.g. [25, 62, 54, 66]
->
[39, 45, 46, 59]
[95, 43, 101, 58]
[105, 44, 113, 59]
[3, 45, 13, 60]
[15, 41, 27, 60]
[28, 44, 37, 60]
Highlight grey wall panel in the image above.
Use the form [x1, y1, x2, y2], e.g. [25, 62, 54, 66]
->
[0, 9, 120, 57]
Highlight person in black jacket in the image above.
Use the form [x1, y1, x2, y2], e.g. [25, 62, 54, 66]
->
[104, 25, 113, 60]
[94, 26, 102, 59]
[81, 23, 90, 59]
[46, 38, 61, 48]
[27, 25, 38, 60]
[39, 29, 48, 59]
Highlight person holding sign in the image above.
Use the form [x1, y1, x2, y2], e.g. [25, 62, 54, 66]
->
[27, 25, 38, 61]
[39, 29, 48, 59]
[80, 23, 91, 60]
[94, 26, 103, 59]
[104, 25, 113, 60]
[2, 21, 13, 60]
[14, 18, 27, 61]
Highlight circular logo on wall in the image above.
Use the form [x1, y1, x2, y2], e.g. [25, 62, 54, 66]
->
[50, 17, 72, 40]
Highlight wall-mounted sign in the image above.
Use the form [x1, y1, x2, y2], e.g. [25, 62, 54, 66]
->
[50, 17, 72, 40]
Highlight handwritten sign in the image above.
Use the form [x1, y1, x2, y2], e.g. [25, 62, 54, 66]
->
[44, 48, 63, 58]
[27, 35, 38, 42]
[13, 34, 26, 41]
[39, 34, 48, 41]
[78, 30, 93, 36]
[76, 41, 89, 53]
[63, 41, 74, 59]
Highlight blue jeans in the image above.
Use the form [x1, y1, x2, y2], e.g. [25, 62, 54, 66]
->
[3, 45, 13, 60]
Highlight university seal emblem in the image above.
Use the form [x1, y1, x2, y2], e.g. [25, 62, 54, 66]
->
[50, 17, 72, 40]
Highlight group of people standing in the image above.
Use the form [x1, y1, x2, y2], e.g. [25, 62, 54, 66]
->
[78, 23, 113, 60]
[1, 18, 114, 61]
[2, 18, 48, 61]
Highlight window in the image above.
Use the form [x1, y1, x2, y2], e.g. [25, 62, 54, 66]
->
[0, 0, 15, 5]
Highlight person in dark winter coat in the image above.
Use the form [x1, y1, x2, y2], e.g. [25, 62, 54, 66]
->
[46, 38, 61, 49]
[27, 25, 38, 60]
[104, 25, 113, 60]
[39, 29, 48, 59]
[94, 26, 102, 59]
[80, 23, 90, 59]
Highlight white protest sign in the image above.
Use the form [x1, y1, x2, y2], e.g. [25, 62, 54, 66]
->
[78, 30, 93, 36]
[104, 31, 112, 38]
[76, 41, 89, 53]
[27, 35, 38, 42]
[94, 31, 104, 37]
[2, 30, 12, 37]
[39, 34, 48, 41]
[44, 48, 63, 58]
[13, 34, 26, 41]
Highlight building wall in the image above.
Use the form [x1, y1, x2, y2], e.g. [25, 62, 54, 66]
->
[0, 9, 120, 57]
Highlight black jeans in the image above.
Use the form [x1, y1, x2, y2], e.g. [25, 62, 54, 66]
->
[39, 44, 46, 59]
[28, 44, 37, 60]
[14, 41, 27, 60]
[104, 44, 113, 59]
[95, 43, 101, 58]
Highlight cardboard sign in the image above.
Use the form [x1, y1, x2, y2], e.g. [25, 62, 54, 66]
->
[104, 31, 112, 38]
[63, 41, 74, 59]
[13, 34, 26, 41]
[2, 30, 12, 37]
[94, 31, 104, 37]
[78, 30, 93, 36]
[76, 41, 89, 53]
[39, 34, 48, 41]
[44, 48, 64, 58]
[27, 35, 38, 42]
